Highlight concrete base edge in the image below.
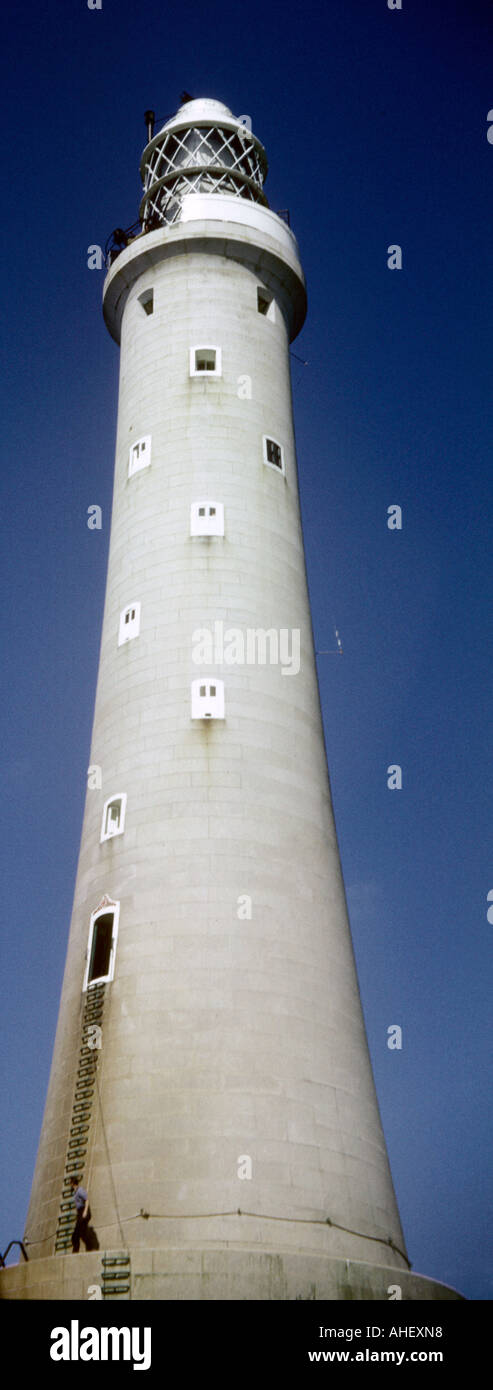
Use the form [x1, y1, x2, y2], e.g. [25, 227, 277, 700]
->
[0, 1248, 464, 1301]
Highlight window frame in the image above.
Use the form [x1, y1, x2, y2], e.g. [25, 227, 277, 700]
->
[191, 678, 225, 720]
[138, 288, 154, 316]
[100, 793, 127, 843]
[128, 435, 152, 478]
[257, 287, 275, 320]
[262, 434, 285, 475]
[190, 500, 225, 537]
[118, 601, 141, 646]
[83, 900, 120, 991]
[189, 345, 222, 378]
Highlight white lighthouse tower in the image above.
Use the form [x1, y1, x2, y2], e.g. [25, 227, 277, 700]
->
[1, 97, 461, 1301]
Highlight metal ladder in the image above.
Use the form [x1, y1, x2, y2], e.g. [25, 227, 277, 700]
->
[101, 1251, 131, 1298]
[54, 983, 106, 1253]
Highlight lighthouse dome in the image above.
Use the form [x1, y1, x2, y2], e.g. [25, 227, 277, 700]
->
[165, 97, 234, 126]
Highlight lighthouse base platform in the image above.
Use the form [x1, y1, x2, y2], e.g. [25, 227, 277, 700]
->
[0, 1248, 463, 1300]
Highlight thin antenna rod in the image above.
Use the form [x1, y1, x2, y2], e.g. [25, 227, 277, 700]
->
[316, 627, 343, 655]
[144, 109, 155, 142]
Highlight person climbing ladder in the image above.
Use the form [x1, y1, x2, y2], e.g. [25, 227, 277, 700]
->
[70, 1176, 99, 1252]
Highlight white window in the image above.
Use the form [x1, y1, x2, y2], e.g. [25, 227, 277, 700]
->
[83, 899, 120, 990]
[191, 679, 225, 720]
[190, 501, 224, 537]
[118, 602, 141, 646]
[100, 793, 127, 843]
[189, 346, 222, 377]
[138, 288, 154, 316]
[263, 435, 285, 474]
[257, 287, 275, 320]
[128, 436, 152, 477]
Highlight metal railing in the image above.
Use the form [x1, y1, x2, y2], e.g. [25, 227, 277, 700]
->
[0, 1240, 29, 1268]
[104, 204, 291, 269]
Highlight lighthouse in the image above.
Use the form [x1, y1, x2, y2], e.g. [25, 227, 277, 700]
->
[1, 97, 461, 1301]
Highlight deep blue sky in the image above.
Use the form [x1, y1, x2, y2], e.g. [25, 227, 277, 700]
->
[1, 0, 492, 1300]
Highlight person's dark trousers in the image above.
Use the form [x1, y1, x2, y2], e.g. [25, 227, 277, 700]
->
[72, 1212, 91, 1253]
